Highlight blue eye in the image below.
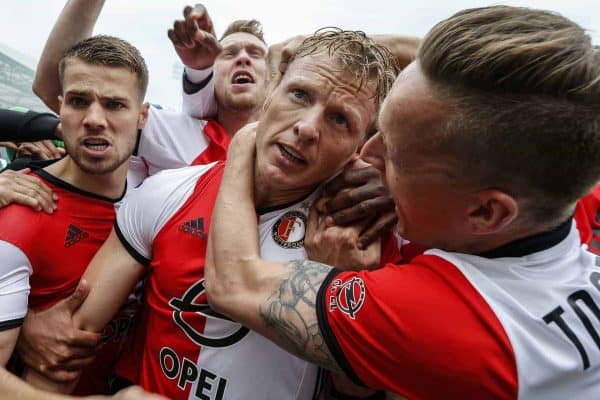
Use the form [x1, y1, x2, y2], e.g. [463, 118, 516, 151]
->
[332, 113, 348, 127]
[291, 89, 308, 102]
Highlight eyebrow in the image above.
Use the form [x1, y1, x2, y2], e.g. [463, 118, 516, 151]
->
[223, 42, 266, 52]
[65, 90, 130, 103]
[64, 89, 92, 97]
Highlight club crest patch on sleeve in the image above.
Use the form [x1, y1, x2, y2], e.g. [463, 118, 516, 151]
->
[272, 211, 307, 249]
[328, 277, 366, 319]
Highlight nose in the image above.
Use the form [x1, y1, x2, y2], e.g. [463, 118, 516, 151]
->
[360, 132, 385, 172]
[293, 110, 320, 144]
[235, 49, 252, 67]
[83, 102, 107, 131]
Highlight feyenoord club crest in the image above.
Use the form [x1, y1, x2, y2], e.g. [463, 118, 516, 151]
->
[329, 277, 366, 320]
[272, 211, 307, 249]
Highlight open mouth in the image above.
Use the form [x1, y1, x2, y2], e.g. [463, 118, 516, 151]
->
[278, 144, 306, 164]
[83, 138, 110, 152]
[232, 71, 255, 84]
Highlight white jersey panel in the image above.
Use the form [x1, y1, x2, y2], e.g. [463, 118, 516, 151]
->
[429, 221, 600, 400]
[138, 106, 211, 176]
[0, 241, 32, 325]
[182, 67, 218, 119]
[126, 155, 149, 189]
[194, 192, 320, 400]
[116, 163, 217, 260]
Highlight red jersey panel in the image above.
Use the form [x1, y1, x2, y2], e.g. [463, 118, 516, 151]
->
[0, 168, 135, 394]
[191, 119, 230, 166]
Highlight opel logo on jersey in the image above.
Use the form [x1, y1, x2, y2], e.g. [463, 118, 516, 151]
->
[272, 210, 307, 249]
[168, 279, 250, 347]
[329, 277, 366, 320]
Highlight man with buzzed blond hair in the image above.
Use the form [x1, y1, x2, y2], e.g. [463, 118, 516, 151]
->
[207, 6, 600, 399]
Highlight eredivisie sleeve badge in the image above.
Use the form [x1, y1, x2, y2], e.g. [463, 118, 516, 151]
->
[272, 211, 307, 249]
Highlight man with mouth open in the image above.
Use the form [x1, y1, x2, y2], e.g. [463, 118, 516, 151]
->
[0, 36, 168, 400]
[33, 2, 269, 179]
[41, 29, 397, 400]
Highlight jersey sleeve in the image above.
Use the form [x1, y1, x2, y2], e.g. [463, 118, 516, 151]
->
[0, 241, 32, 331]
[115, 164, 218, 264]
[137, 105, 212, 175]
[182, 66, 218, 119]
[315, 255, 517, 399]
[0, 108, 59, 142]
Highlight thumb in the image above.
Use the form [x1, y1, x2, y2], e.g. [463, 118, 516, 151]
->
[63, 279, 91, 314]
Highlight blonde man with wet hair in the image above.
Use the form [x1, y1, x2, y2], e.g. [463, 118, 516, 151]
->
[207, 6, 600, 399]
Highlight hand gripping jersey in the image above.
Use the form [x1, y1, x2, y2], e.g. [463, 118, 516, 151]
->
[115, 163, 321, 400]
[317, 219, 600, 399]
[0, 167, 138, 394]
[133, 105, 230, 179]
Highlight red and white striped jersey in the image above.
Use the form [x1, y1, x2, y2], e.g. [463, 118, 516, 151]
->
[318, 219, 600, 399]
[115, 163, 320, 400]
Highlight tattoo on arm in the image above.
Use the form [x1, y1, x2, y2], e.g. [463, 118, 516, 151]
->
[259, 260, 343, 373]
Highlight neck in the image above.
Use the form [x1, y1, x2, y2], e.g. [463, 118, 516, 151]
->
[44, 157, 128, 200]
[253, 161, 317, 210]
[217, 107, 260, 137]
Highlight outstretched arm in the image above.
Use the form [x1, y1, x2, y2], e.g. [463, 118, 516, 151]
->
[33, 0, 105, 112]
[204, 124, 342, 373]
[171, 4, 222, 119]
[22, 229, 145, 393]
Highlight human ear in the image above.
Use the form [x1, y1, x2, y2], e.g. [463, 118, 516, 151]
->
[467, 190, 518, 235]
[359, 132, 386, 172]
[137, 102, 150, 129]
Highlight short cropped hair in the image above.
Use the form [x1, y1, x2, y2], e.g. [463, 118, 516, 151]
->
[417, 6, 600, 223]
[220, 19, 266, 45]
[290, 28, 399, 108]
[59, 35, 149, 101]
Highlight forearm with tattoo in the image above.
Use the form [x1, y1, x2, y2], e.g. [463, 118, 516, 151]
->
[259, 260, 343, 373]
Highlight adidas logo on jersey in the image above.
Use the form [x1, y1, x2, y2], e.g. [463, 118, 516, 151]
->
[179, 218, 207, 239]
[64, 224, 89, 248]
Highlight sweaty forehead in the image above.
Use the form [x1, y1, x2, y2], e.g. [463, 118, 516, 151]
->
[220, 32, 266, 51]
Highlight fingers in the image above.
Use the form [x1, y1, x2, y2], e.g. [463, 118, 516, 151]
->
[40, 140, 65, 159]
[230, 122, 259, 150]
[170, 19, 194, 49]
[188, 4, 215, 35]
[322, 165, 380, 197]
[63, 279, 90, 314]
[305, 202, 326, 248]
[328, 194, 394, 226]
[0, 169, 57, 213]
[325, 182, 389, 215]
[357, 213, 398, 250]
[16, 141, 64, 161]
